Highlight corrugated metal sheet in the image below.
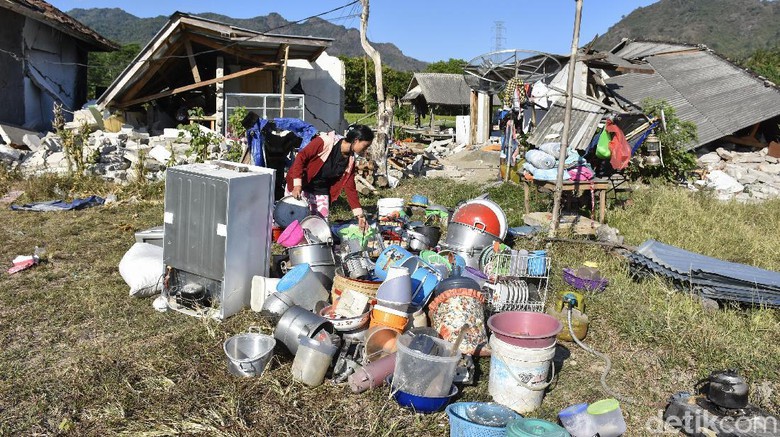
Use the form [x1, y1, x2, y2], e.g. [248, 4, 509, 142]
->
[613, 41, 697, 59]
[607, 42, 780, 149]
[526, 98, 604, 151]
[409, 73, 472, 106]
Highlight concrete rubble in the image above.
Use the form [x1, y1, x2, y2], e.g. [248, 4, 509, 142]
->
[0, 116, 234, 184]
[694, 144, 780, 202]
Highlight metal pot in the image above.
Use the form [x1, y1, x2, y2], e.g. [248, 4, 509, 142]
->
[287, 242, 336, 267]
[452, 203, 502, 237]
[413, 226, 441, 246]
[274, 305, 334, 355]
[301, 216, 332, 244]
[310, 264, 337, 290]
[407, 230, 432, 252]
[705, 370, 749, 409]
[445, 222, 502, 252]
[274, 196, 309, 227]
[223, 330, 276, 377]
[342, 252, 373, 279]
[260, 291, 295, 324]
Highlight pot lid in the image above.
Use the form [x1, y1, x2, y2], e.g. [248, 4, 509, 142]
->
[300, 216, 332, 243]
[709, 370, 747, 386]
[587, 398, 620, 415]
[277, 263, 311, 291]
[274, 196, 309, 227]
[456, 198, 508, 239]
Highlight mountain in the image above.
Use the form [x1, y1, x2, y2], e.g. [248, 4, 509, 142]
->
[67, 8, 427, 71]
[594, 0, 780, 60]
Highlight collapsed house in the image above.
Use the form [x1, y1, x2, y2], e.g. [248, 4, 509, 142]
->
[0, 0, 117, 131]
[97, 12, 347, 135]
[526, 40, 780, 152]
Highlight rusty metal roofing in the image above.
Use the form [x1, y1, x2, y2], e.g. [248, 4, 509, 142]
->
[1, 0, 117, 51]
[402, 73, 472, 106]
[606, 41, 780, 149]
[527, 98, 604, 151]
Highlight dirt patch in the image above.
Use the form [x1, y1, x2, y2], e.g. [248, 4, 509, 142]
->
[439, 147, 501, 184]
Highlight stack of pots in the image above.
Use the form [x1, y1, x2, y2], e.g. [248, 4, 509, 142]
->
[445, 199, 508, 268]
[285, 240, 337, 289]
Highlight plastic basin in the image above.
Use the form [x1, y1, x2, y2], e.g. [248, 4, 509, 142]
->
[389, 376, 458, 414]
[487, 311, 562, 348]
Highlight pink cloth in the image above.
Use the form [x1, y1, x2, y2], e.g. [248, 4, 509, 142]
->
[568, 166, 594, 181]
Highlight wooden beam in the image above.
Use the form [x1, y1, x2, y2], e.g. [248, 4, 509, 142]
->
[117, 64, 278, 108]
[184, 39, 201, 83]
[279, 45, 290, 117]
[187, 33, 275, 66]
[121, 38, 185, 104]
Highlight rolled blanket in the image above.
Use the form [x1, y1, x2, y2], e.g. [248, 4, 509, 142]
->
[533, 167, 571, 181]
[525, 149, 556, 169]
[564, 149, 584, 167]
[522, 162, 538, 174]
[538, 142, 562, 157]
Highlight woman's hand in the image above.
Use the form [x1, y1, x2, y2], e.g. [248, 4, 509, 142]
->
[291, 186, 302, 199]
[357, 215, 367, 231]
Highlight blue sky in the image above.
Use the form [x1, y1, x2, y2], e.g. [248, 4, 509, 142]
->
[51, 0, 658, 62]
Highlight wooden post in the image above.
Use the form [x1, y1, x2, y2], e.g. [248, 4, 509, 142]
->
[184, 39, 201, 83]
[469, 90, 478, 146]
[359, 0, 390, 172]
[548, 0, 584, 239]
[279, 45, 290, 118]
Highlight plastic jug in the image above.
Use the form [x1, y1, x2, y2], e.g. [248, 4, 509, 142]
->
[291, 336, 338, 387]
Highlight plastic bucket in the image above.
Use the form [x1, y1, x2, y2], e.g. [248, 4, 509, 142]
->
[393, 333, 460, 397]
[291, 336, 338, 387]
[487, 311, 562, 349]
[374, 245, 414, 280]
[276, 263, 329, 311]
[446, 402, 522, 437]
[488, 335, 556, 414]
[250, 276, 281, 312]
[400, 257, 442, 307]
[364, 326, 400, 363]
[370, 305, 409, 331]
[376, 266, 412, 305]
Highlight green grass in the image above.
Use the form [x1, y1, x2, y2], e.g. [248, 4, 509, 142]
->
[0, 175, 779, 435]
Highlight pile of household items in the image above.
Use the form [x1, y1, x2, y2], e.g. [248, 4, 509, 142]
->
[118, 160, 638, 436]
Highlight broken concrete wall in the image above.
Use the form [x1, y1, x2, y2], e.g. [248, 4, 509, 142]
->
[0, 10, 25, 127]
[287, 52, 346, 133]
[21, 17, 87, 131]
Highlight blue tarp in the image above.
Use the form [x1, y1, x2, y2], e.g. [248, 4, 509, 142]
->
[247, 118, 318, 167]
[628, 239, 780, 307]
[11, 195, 105, 212]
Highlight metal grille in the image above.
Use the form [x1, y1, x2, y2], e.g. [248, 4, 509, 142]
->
[481, 250, 551, 313]
[223, 93, 305, 134]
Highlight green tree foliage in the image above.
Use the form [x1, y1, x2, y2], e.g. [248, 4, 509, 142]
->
[87, 44, 141, 99]
[743, 47, 780, 84]
[424, 58, 467, 74]
[627, 99, 698, 182]
[339, 56, 413, 113]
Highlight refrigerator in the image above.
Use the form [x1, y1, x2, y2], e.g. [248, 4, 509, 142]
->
[162, 161, 275, 319]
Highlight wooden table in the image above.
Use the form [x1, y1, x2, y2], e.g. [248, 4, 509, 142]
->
[522, 178, 618, 223]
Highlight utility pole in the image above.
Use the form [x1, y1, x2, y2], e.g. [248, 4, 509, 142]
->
[549, 0, 584, 238]
[359, 0, 390, 172]
[363, 55, 368, 113]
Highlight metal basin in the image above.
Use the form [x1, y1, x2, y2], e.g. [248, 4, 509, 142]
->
[445, 222, 502, 252]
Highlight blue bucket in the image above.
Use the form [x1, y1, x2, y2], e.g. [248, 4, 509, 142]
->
[527, 250, 548, 276]
[400, 257, 442, 307]
[374, 245, 414, 280]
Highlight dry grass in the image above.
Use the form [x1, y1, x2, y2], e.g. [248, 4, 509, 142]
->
[0, 175, 778, 435]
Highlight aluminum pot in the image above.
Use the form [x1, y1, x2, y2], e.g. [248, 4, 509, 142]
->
[224, 328, 276, 377]
[407, 230, 432, 252]
[445, 222, 502, 252]
[274, 305, 334, 355]
[287, 242, 336, 267]
[413, 226, 441, 246]
[310, 264, 337, 290]
[260, 291, 295, 324]
[451, 202, 502, 237]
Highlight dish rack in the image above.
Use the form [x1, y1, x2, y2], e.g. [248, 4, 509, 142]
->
[481, 249, 551, 313]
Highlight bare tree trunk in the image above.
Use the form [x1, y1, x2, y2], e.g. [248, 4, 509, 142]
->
[359, 0, 390, 170]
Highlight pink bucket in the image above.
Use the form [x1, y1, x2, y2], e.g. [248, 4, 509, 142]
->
[487, 311, 562, 349]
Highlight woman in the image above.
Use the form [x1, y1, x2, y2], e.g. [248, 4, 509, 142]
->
[286, 125, 374, 228]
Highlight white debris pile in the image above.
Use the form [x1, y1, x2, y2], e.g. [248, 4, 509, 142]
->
[694, 144, 780, 201]
[0, 119, 236, 184]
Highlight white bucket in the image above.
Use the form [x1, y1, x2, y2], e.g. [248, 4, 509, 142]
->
[488, 335, 556, 413]
[250, 276, 281, 312]
[377, 198, 405, 217]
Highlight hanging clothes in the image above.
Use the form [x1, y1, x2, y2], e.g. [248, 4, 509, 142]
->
[247, 118, 318, 167]
[501, 76, 527, 109]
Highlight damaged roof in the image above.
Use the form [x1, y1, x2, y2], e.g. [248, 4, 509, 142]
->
[98, 12, 332, 109]
[606, 40, 780, 149]
[402, 73, 472, 106]
[1, 0, 117, 51]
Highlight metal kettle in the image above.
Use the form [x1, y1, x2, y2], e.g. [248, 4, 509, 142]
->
[704, 369, 749, 409]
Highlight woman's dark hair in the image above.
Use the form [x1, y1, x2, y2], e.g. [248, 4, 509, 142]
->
[345, 124, 374, 143]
